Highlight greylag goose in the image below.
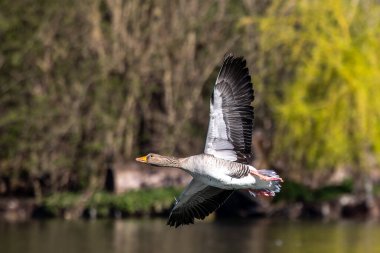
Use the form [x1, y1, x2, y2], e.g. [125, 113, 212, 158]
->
[136, 54, 283, 227]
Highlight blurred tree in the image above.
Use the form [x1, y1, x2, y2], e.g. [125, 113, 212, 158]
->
[240, 0, 380, 177]
[0, 0, 242, 194]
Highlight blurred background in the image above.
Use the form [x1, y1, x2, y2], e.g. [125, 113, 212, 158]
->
[1, 0, 380, 252]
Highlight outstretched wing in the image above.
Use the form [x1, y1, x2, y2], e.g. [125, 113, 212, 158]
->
[204, 54, 254, 164]
[167, 179, 234, 227]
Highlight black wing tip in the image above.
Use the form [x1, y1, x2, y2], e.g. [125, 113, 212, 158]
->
[223, 52, 234, 59]
[223, 53, 246, 65]
[166, 190, 235, 228]
[167, 214, 195, 228]
[219, 53, 251, 84]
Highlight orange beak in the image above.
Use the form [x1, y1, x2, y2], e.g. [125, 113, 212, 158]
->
[135, 155, 148, 163]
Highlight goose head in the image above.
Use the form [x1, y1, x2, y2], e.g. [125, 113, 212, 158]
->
[135, 153, 180, 167]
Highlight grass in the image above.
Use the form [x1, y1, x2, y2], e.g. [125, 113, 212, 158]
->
[41, 187, 183, 218]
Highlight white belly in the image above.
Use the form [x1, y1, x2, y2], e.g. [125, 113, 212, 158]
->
[183, 155, 266, 190]
[195, 172, 258, 190]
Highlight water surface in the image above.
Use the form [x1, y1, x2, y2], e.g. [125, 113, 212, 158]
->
[1, 219, 379, 253]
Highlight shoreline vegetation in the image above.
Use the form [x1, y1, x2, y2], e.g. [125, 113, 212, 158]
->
[1, 179, 380, 222]
[1, 1, 380, 222]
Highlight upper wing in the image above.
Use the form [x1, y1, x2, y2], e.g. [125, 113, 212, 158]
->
[204, 54, 254, 164]
[167, 179, 234, 227]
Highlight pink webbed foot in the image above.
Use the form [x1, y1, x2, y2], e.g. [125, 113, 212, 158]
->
[247, 189, 275, 197]
[267, 177, 284, 182]
[249, 169, 284, 182]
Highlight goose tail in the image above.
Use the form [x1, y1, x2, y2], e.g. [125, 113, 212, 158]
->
[249, 169, 282, 197]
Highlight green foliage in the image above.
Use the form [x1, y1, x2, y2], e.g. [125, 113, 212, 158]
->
[313, 180, 353, 201]
[42, 187, 183, 217]
[276, 180, 353, 203]
[276, 181, 314, 203]
[42, 192, 82, 216]
[89, 187, 182, 214]
[248, 0, 380, 172]
[374, 184, 380, 197]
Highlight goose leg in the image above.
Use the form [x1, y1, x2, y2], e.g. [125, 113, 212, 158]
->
[249, 169, 283, 182]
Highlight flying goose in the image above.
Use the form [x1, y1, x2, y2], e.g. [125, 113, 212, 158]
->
[136, 54, 283, 227]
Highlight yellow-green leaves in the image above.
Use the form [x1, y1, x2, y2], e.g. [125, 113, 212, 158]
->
[254, 0, 380, 172]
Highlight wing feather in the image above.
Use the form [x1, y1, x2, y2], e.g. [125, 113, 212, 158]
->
[204, 54, 254, 164]
[167, 179, 234, 227]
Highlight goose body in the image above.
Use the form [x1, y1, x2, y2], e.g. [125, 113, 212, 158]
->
[136, 54, 283, 227]
[180, 154, 275, 190]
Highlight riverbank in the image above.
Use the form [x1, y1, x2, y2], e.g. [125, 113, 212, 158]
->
[0, 187, 181, 221]
[1, 181, 380, 222]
